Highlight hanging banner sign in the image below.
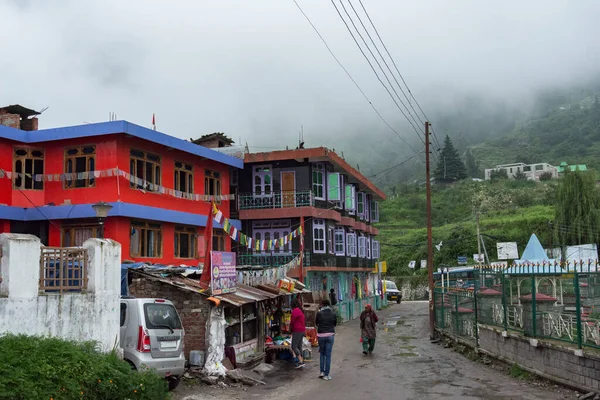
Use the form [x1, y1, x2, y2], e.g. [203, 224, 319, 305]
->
[210, 251, 237, 295]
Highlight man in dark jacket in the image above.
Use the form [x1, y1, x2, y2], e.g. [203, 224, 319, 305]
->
[315, 299, 337, 380]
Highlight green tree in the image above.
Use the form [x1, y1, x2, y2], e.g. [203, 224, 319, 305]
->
[490, 169, 509, 181]
[514, 170, 528, 180]
[464, 148, 481, 178]
[434, 135, 467, 183]
[554, 171, 600, 247]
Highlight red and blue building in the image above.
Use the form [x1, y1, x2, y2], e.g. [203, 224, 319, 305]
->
[0, 105, 242, 265]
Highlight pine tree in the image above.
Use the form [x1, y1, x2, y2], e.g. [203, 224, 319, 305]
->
[434, 135, 468, 183]
[464, 148, 481, 179]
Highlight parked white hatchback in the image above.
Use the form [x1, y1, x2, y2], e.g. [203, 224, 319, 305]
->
[120, 297, 185, 390]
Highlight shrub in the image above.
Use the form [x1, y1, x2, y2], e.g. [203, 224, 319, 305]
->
[539, 171, 553, 181]
[0, 334, 169, 400]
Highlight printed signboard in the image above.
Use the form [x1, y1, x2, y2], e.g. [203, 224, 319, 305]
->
[210, 251, 237, 295]
[497, 242, 519, 260]
[457, 256, 468, 265]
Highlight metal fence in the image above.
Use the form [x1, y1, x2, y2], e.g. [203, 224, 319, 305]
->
[434, 263, 600, 350]
[39, 246, 88, 293]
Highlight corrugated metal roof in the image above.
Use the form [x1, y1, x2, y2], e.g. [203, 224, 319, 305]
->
[129, 269, 279, 307]
[216, 284, 280, 307]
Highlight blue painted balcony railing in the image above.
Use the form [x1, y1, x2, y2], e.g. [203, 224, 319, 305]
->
[238, 190, 314, 210]
[237, 251, 311, 267]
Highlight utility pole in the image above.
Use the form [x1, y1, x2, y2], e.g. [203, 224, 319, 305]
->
[425, 121, 435, 340]
[476, 212, 482, 264]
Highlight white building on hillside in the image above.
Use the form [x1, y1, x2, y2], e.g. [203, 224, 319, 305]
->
[484, 162, 558, 181]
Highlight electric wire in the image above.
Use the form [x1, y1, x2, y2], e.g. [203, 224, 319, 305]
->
[355, 0, 442, 151]
[292, 0, 421, 155]
[348, 0, 425, 129]
[331, 0, 424, 143]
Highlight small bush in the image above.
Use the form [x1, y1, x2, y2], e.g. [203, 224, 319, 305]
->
[539, 171, 554, 181]
[508, 363, 531, 380]
[0, 334, 169, 400]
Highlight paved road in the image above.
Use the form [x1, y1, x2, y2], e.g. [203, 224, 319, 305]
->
[176, 302, 570, 400]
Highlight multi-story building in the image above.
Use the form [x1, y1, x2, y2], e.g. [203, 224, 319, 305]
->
[236, 147, 385, 319]
[484, 162, 558, 181]
[0, 105, 242, 265]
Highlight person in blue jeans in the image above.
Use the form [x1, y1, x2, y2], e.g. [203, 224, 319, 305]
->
[315, 299, 337, 380]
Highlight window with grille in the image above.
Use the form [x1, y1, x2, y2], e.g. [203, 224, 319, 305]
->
[13, 148, 44, 190]
[65, 146, 96, 188]
[372, 240, 380, 259]
[313, 219, 325, 254]
[253, 165, 272, 197]
[175, 225, 197, 258]
[129, 149, 161, 191]
[334, 227, 345, 256]
[358, 235, 366, 258]
[347, 232, 357, 257]
[205, 170, 221, 199]
[130, 220, 163, 258]
[312, 164, 324, 200]
[174, 161, 193, 195]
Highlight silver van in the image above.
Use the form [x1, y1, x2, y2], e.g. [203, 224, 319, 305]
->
[120, 297, 185, 390]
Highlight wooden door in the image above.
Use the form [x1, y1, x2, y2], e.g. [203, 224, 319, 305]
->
[281, 172, 295, 207]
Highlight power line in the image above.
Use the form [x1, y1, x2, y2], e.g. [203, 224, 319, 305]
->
[366, 151, 423, 179]
[355, 0, 443, 151]
[348, 0, 425, 129]
[330, 0, 424, 143]
[292, 0, 420, 155]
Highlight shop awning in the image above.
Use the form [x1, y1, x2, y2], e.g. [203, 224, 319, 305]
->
[216, 284, 280, 307]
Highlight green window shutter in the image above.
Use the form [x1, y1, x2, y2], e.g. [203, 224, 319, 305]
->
[345, 184, 353, 209]
[328, 173, 340, 201]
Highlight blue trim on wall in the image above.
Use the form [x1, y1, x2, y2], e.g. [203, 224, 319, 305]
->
[0, 121, 243, 169]
[0, 202, 241, 230]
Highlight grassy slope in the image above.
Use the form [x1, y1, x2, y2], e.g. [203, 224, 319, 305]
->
[377, 180, 556, 276]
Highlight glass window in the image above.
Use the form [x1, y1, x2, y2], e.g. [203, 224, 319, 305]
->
[130, 149, 161, 191]
[175, 225, 197, 258]
[313, 219, 326, 254]
[334, 227, 345, 255]
[174, 161, 194, 195]
[65, 146, 96, 188]
[253, 165, 272, 196]
[13, 148, 44, 190]
[130, 220, 163, 258]
[312, 164, 325, 200]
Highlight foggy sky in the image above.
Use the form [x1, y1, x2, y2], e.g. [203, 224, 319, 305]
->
[1, 0, 599, 152]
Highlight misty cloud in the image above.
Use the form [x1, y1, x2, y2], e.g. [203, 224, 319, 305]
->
[0, 0, 598, 153]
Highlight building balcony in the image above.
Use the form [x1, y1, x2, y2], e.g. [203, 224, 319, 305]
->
[238, 190, 314, 210]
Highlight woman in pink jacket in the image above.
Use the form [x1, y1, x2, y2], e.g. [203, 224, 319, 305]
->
[290, 298, 306, 368]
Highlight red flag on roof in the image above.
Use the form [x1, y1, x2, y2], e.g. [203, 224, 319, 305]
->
[152, 113, 156, 130]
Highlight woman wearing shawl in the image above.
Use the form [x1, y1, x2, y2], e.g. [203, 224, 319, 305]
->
[360, 304, 378, 355]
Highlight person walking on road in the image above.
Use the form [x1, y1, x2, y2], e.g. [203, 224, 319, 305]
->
[290, 298, 306, 369]
[315, 299, 336, 381]
[360, 304, 379, 355]
[329, 288, 338, 312]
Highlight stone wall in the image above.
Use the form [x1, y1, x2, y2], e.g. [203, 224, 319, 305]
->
[478, 325, 600, 392]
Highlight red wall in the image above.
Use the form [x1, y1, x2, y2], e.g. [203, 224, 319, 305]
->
[0, 133, 234, 264]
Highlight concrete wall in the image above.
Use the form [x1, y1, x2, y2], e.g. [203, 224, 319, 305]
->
[128, 274, 211, 359]
[0, 233, 121, 352]
[478, 325, 600, 392]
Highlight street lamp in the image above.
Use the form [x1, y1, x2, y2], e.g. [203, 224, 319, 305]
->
[92, 202, 113, 239]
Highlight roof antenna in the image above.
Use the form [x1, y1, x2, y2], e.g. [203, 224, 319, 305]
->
[297, 125, 305, 149]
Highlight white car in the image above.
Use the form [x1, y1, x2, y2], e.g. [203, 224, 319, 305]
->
[120, 297, 186, 390]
